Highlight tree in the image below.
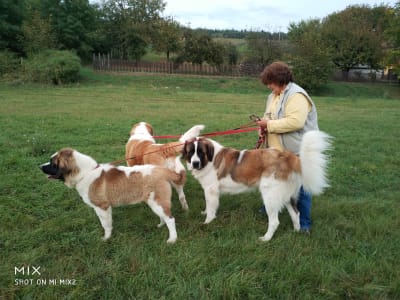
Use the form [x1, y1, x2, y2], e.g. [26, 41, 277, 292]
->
[21, 8, 57, 55]
[287, 19, 333, 91]
[101, 0, 166, 60]
[0, 0, 25, 54]
[55, 0, 98, 60]
[384, 1, 400, 76]
[207, 40, 225, 66]
[321, 5, 389, 79]
[24, 0, 99, 61]
[225, 42, 239, 65]
[245, 31, 282, 65]
[179, 30, 205, 65]
[176, 30, 225, 67]
[151, 17, 182, 61]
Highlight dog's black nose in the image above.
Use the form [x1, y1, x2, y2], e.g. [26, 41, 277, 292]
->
[40, 162, 55, 175]
[192, 161, 201, 169]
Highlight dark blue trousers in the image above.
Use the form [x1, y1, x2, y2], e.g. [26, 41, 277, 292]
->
[298, 186, 312, 230]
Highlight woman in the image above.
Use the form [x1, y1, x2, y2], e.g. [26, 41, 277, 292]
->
[256, 61, 319, 233]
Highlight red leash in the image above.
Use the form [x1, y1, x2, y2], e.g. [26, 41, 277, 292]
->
[106, 127, 259, 166]
[106, 118, 263, 166]
[153, 115, 261, 140]
[153, 126, 259, 139]
[203, 127, 259, 137]
[106, 142, 185, 166]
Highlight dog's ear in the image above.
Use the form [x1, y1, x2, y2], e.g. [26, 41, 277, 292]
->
[56, 148, 75, 173]
[145, 123, 154, 135]
[181, 141, 192, 160]
[205, 140, 214, 162]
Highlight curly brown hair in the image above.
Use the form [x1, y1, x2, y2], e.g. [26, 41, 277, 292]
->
[260, 61, 294, 86]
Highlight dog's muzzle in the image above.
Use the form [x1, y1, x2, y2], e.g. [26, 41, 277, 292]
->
[40, 162, 64, 181]
[191, 160, 201, 170]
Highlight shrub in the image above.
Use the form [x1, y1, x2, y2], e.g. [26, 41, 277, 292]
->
[287, 55, 333, 93]
[24, 50, 81, 84]
[0, 51, 21, 77]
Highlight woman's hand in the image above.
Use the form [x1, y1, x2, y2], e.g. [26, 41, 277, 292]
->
[256, 119, 268, 129]
[256, 120, 268, 138]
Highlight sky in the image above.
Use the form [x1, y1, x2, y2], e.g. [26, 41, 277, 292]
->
[162, 0, 397, 32]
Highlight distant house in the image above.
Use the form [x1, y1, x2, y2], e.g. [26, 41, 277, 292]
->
[384, 65, 398, 81]
[333, 64, 387, 82]
[348, 64, 384, 81]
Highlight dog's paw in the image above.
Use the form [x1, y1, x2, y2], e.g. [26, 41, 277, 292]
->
[203, 216, 216, 224]
[102, 229, 112, 241]
[167, 237, 177, 244]
[102, 235, 111, 241]
[180, 200, 189, 211]
[258, 236, 271, 242]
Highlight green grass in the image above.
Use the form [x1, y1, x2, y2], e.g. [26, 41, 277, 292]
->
[1, 69, 400, 299]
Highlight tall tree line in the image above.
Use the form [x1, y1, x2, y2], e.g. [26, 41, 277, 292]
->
[0, 0, 399, 83]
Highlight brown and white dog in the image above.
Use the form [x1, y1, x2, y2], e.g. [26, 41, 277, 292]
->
[40, 148, 188, 243]
[126, 122, 204, 210]
[181, 130, 331, 241]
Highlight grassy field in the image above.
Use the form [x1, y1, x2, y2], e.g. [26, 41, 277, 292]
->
[1, 69, 400, 299]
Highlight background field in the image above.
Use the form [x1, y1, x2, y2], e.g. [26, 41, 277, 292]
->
[1, 70, 399, 299]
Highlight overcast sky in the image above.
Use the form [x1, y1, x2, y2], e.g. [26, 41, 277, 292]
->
[162, 0, 397, 32]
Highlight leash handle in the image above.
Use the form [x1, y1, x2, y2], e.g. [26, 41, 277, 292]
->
[250, 114, 268, 149]
[249, 114, 261, 122]
[233, 114, 260, 130]
[154, 127, 259, 139]
[255, 133, 266, 149]
[202, 127, 258, 137]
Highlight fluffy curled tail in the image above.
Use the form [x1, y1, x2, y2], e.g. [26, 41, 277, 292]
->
[300, 130, 332, 195]
[179, 125, 205, 142]
[160, 125, 205, 157]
